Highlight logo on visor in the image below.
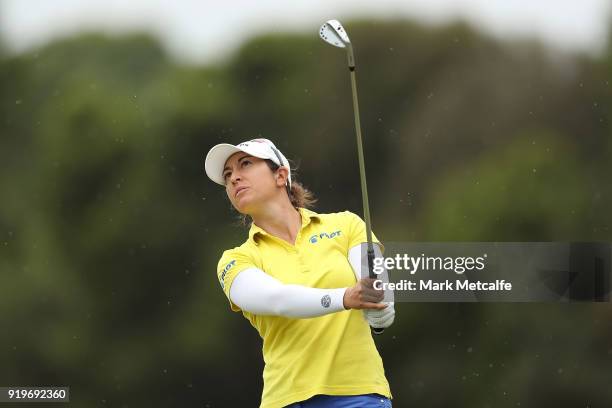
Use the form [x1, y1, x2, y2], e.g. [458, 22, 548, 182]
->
[238, 139, 269, 149]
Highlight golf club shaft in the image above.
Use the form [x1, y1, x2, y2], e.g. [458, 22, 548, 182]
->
[348, 57, 384, 335]
[349, 68, 375, 277]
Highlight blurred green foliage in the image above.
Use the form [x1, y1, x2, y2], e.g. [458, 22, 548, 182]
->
[0, 20, 611, 407]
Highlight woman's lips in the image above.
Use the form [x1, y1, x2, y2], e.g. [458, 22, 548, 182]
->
[235, 187, 248, 198]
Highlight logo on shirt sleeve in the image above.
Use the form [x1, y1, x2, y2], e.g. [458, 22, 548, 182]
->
[219, 260, 237, 289]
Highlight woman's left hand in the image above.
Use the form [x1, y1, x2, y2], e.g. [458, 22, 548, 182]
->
[364, 302, 395, 328]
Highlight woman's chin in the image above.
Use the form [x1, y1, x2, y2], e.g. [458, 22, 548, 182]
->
[234, 197, 255, 214]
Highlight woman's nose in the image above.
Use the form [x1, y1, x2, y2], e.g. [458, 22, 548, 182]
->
[230, 171, 241, 184]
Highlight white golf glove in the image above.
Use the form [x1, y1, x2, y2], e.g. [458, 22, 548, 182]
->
[364, 302, 395, 329]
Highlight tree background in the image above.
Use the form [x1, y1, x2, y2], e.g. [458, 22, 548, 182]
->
[1, 17, 611, 408]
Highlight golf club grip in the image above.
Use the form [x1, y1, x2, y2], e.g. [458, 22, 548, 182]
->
[367, 247, 385, 335]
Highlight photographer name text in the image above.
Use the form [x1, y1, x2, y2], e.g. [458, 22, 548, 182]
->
[374, 279, 512, 291]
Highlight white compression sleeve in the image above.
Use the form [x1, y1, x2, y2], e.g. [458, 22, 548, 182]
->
[348, 243, 395, 302]
[229, 268, 347, 318]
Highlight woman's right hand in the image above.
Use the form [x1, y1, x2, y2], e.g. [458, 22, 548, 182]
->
[343, 278, 388, 310]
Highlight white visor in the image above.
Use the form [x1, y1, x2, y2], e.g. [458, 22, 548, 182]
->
[204, 138, 292, 188]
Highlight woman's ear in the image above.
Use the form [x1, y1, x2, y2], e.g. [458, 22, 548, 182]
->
[276, 167, 289, 187]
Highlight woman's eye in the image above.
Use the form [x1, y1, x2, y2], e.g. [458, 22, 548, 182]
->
[241, 160, 251, 167]
[223, 172, 230, 180]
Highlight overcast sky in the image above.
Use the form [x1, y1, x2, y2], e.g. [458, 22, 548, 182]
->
[1, 0, 610, 64]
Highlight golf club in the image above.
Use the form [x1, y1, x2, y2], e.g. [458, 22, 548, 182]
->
[319, 19, 384, 335]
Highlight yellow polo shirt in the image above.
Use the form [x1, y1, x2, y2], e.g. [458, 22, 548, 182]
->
[216, 208, 392, 408]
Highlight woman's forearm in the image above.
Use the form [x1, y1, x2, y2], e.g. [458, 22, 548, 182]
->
[229, 267, 347, 317]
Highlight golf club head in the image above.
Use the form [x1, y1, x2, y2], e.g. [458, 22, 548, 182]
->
[319, 19, 351, 48]
[319, 19, 355, 68]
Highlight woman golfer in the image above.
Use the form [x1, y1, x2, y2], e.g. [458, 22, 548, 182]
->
[205, 138, 395, 408]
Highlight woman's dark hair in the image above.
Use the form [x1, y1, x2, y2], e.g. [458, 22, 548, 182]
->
[235, 159, 317, 226]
